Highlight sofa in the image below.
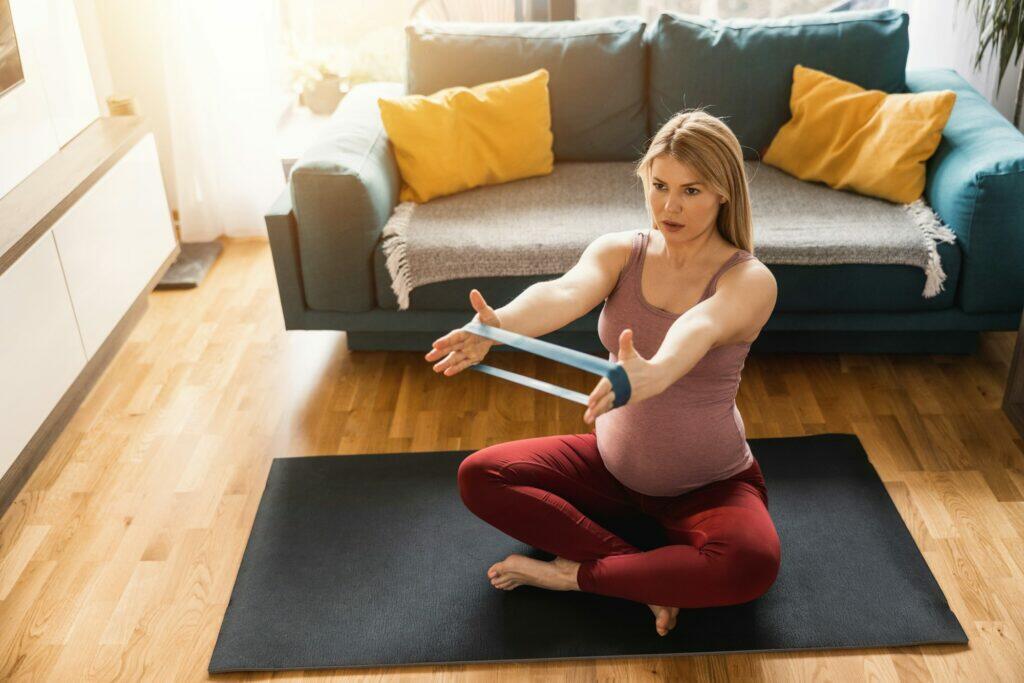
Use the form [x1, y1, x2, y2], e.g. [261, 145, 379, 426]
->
[266, 8, 1024, 355]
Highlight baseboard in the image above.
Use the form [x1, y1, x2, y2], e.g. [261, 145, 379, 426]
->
[0, 244, 180, 520]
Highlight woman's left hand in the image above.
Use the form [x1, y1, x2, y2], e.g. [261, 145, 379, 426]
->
[584, 328, 664, 424]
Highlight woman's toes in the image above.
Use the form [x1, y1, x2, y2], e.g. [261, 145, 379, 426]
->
[497, 574, 518, 589]
[658, 608, 679, 635]
[648, 605, 679, 636]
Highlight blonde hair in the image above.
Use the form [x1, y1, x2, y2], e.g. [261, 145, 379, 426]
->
[635, 109, 754, 253]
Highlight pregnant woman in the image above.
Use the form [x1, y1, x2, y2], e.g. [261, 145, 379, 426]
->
[424, 110, 780, 637]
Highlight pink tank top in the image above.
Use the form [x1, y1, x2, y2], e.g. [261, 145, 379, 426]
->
[594, 229, 757, 497]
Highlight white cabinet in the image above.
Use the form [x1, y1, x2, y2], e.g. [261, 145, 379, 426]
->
[0, 127, 177, 491]
[0, 233, 87, 475]
[52, 133, 176, 357]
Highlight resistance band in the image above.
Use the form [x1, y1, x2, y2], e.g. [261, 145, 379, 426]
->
[459, 321, 632, 408]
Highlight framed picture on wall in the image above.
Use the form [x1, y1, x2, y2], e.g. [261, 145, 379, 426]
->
[0, 0, 24, 99]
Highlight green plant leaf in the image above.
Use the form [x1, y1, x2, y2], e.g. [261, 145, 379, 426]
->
[957, 0, 1024, 98]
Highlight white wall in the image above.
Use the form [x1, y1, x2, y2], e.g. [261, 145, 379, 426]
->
[33, 0, 99, 144]
[85, 0, 178, 210]
[0, 2, 59, 199]
[0, 0, 100, 198]
[894, 0, 1023, 131]
[73, 0, 114, 115]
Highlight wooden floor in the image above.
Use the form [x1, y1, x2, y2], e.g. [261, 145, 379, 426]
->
[1, 238, 1023, 681]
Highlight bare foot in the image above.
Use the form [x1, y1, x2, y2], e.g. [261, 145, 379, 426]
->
[648, 604, 679, 636]
[486, 554, 678, 636]
[487, 554, 580, 592]
[551, 555, 579, 580]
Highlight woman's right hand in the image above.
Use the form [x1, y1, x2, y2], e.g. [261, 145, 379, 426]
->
[425, 289, 502, 376]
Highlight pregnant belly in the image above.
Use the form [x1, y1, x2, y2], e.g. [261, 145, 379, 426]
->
[594, 402, 751, 497]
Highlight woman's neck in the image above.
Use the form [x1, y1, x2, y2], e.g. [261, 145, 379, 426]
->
[650, 227, 729, 269]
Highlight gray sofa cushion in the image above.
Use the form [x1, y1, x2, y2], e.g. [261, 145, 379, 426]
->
[405, 17, 648, 161]
[646, 8, 909, 159]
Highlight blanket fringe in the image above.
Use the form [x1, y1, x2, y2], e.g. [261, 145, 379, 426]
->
[381, 202, 416, 310]
[902, 198, 957, 298]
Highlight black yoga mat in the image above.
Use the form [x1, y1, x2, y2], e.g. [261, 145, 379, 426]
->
[209, 433, 967, 673]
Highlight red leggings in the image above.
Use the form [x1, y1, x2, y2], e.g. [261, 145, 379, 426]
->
[457, 433, 781, 608]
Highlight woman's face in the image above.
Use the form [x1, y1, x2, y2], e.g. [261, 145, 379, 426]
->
[647, 154, 726, 241]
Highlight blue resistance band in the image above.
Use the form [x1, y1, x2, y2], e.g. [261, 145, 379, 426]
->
[460, 321, 631, 408]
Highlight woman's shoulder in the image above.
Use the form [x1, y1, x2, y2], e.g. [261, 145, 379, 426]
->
[594, 229, 642, 249]
[728, 246, 765, 269]
[721, 248, 776, 295]
[583, 230, 642, 295]
[591, 229, 640, 264]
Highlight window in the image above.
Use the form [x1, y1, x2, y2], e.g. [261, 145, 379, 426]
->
[277, 0, 891, 97]
[278, 0, 414, 92]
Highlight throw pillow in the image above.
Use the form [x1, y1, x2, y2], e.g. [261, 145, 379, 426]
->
[377, 68, 554, 203]
[763, 64, 956, 204]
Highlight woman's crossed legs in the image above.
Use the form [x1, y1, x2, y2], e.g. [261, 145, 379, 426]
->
[457, 432, 781, 621]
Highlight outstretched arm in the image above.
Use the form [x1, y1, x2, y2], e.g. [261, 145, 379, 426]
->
[490, 232, 627, 344]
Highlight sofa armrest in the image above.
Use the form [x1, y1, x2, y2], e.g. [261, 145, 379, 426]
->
[907, 68, 1024, 314]
[290, 81, 405, 312]
[265, 187, 306, 329]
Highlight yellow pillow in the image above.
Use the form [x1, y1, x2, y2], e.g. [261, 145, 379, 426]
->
[763, 64, 956, 204]
[377, 68, 554, 203]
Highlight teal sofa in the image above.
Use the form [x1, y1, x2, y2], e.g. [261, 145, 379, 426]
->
[266, 9, 1024, 354]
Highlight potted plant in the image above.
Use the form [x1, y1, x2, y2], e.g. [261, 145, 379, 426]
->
[958, 0, 1024, 127]
[297, 62, 349, 116]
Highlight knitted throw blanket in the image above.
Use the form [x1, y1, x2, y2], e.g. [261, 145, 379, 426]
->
[381, 162, 957, 311]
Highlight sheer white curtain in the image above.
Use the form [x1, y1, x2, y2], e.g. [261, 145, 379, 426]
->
[155, 0, 286, 241]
